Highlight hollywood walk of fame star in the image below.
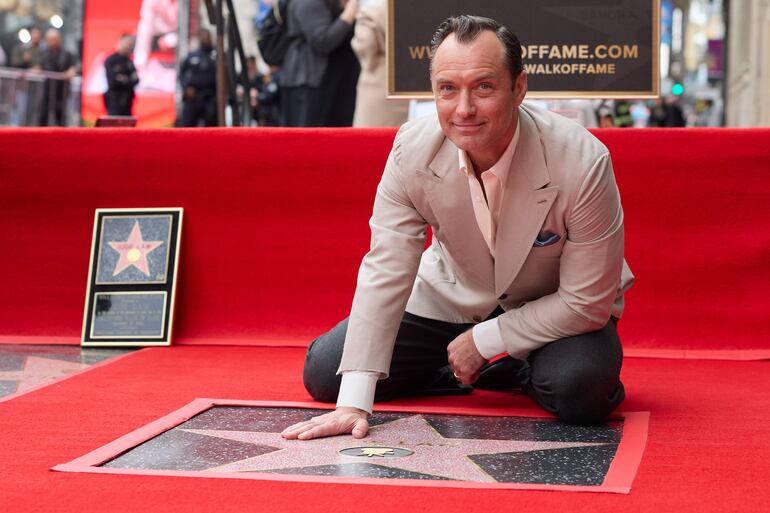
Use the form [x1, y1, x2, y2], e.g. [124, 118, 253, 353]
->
[0, 356, 89, 392]
[182, 414, 610, 482]
[108, 221, 163, 277]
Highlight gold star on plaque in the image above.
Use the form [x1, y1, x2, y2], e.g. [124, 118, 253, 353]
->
[359, 448, 395, 458]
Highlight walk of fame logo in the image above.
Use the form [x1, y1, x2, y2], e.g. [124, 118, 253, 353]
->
[339, 447, 414, 458]
[107, 221, 163, 277]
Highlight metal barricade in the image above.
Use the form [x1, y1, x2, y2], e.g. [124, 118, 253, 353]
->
[0, 66, 81, 127]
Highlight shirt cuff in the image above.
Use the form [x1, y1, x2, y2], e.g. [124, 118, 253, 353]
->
[336, 371, 379, 414]
[472, 318, 506, 359]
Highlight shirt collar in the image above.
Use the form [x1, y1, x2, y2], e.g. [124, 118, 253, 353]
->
[457, 118, 520, 187]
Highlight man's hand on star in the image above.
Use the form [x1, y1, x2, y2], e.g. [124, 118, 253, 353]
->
[281, 406, 369, 441]
[447, 329, 487, 385]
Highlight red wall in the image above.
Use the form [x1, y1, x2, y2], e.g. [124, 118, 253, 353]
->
[1, 127, 769, 357]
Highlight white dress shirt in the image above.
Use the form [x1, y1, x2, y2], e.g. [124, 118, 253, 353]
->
[336, 121, 520, 414]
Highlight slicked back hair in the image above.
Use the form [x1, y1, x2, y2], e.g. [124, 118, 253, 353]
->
[429, 15, 524, 86]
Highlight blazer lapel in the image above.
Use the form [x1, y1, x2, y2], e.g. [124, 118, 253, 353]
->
[494, 108, 559, 297]
[416, 137, 495, 291]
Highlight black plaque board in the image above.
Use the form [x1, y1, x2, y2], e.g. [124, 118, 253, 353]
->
[388, 0, 659, 99]
[95, 116, 138, 127]
[82, 208, 183, 347]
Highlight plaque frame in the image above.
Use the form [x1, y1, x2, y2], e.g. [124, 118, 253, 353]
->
[387, 0, 660, 100]
[82, 208, 183, 347]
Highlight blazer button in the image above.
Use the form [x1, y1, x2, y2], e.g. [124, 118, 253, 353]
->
[472, 315, 482, 323]
[499, 294, 508, 300]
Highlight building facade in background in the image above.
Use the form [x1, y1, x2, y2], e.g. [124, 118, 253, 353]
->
[726, 0, 770, 126]
[0, 0, 767, 127]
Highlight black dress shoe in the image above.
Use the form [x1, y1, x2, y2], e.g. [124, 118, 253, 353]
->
[474, 356, 530, 391]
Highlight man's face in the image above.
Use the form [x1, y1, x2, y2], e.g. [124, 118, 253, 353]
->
[45, 31, 61, 51]
[431, 31, 527, 169]
[118, 36, 134, 55]
[30, 29, 42, 46]
[199, 31, 212, 49]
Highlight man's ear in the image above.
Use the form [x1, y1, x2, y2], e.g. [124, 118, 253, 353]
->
[514, 71, 528, 105]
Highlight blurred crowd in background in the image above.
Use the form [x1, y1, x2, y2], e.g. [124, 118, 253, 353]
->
[0, 0, 735, 128]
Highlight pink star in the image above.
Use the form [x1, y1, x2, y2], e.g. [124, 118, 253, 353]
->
[182, 415, 609, 482]
[108, 221, 163, 277]
[0, 356, 89, 392]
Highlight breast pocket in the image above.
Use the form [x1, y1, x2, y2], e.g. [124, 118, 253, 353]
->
[530, 232, 566, 259]
[417, 242, 456, 284]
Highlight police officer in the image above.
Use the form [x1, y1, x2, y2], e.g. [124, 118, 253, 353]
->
[178, 29, 217, 127]
[104, 34, 140, 116]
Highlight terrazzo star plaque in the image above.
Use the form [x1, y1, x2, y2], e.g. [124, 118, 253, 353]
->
[54, 399, 649, 493]
[82, 208, 183, 347]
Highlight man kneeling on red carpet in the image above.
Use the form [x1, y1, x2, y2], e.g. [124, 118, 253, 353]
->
[282, 15, 634, 441]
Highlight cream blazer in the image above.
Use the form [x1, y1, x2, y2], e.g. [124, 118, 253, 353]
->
[339, 103, 634, 377]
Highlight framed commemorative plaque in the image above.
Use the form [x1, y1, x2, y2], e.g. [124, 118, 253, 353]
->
[82, 208, 183, 347]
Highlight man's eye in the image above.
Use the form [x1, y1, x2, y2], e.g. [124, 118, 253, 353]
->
[479, 83, 492, 90]
[439, 84, 455, 92]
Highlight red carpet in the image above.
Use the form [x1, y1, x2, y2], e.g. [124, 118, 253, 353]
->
[1, 128, 769, 358]
[1, 346, 768, 512]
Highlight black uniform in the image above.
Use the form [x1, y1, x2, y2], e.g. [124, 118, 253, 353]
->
[103, 52, 139, 116]
[250, 73, 281, 126]
[178, 47, 217, 127]
[649, 102, 686, 127]
[39, 48, 76, 126]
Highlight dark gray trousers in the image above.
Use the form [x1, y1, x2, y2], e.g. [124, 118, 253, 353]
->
[303, 310, 625, 425]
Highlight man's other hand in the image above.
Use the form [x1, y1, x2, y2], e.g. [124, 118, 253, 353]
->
[447, 329, 487, 385]
[281, 407, 369, 440]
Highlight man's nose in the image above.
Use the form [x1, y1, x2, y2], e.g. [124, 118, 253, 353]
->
[456, 90, 475, 118]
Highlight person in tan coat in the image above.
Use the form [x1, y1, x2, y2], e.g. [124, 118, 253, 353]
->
[351, 0, 408, 127]
[283, 15, 634, 441]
